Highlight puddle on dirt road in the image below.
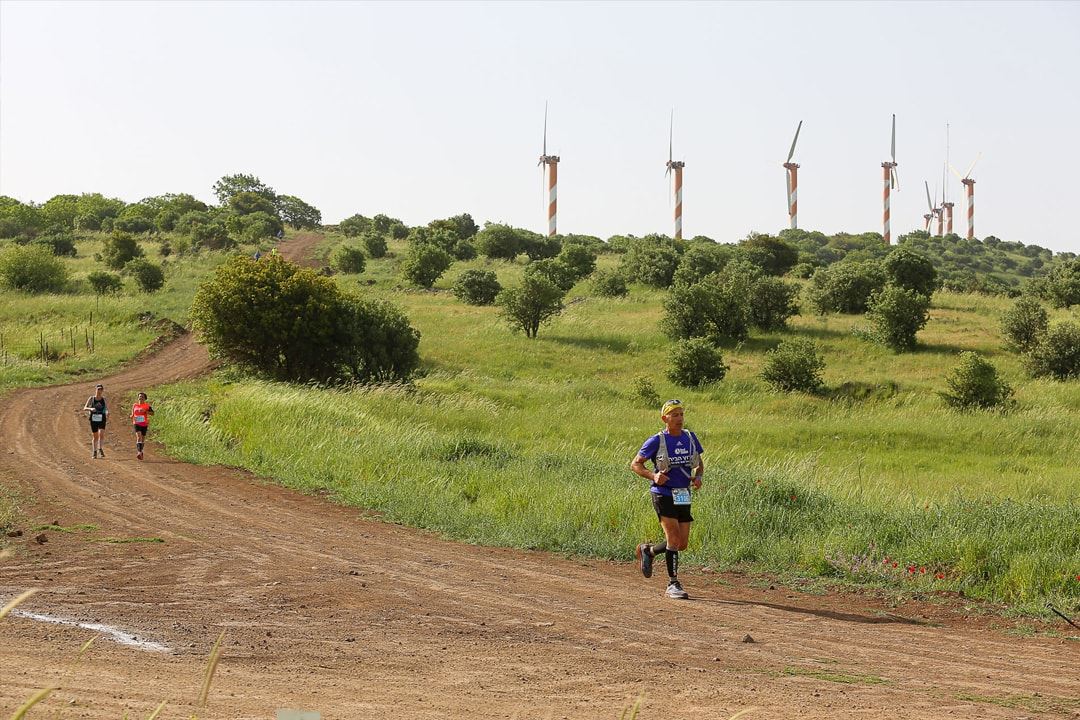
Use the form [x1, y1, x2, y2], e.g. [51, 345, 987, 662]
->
[11, 609, 172, 653]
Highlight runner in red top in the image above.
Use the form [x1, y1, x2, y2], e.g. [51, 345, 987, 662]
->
[130, 392, 155, 461]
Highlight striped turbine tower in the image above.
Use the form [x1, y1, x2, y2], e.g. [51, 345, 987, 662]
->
[881, 114, 899, 245]
[784, 121, 803, 229]
[950, 155, 981, 240]
[942, 127, 954, 234]
[538, 103, 560, 236]
[666, 111, 685, 239]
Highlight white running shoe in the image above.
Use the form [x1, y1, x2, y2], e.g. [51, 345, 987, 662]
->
[665, 580, 689, 600]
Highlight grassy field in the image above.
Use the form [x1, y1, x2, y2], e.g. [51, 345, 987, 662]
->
[142, 233, 1079, 614]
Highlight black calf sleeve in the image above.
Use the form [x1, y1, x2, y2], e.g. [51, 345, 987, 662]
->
[650, 541, 668, 556]
[666, 550, 677, 579]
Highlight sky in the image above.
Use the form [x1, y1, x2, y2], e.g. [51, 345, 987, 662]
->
[2, 1, 1079, 253]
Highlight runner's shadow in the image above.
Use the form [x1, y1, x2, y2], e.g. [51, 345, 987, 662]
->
[691, 596, 934, 626]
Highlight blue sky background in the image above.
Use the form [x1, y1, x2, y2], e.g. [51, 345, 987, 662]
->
[2, 1, 1078, 252]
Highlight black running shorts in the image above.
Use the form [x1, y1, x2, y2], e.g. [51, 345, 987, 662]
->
[652, 492, 693, 523]
[133, 424, 149, 436]
[90, 420, 106, 432]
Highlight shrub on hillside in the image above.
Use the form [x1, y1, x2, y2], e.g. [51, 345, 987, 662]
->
[0, 244, 69, 293]
[361, 230, 387, 258]
[761, 338, 825, 393]
[496, 274, 564, 338]
[191, 253, 419, 383]
[520, 232, 560, 261]
[940, 352, 1014, 410]
[31, 232, 78, 257]
[524, 258, 577, 293]
[663, 275, 750, 344]
[125, 258, 165, 293]
[190, 221, 233, 251]
[738, 234, 799, 276]
[1041, 258, 1080, 309]
[590, 268, 628, 297]
[806, 260, 887, 314]
[672, 243, 734, 286]
[333, 246, 367, 274]
[401, 243, 453, 288]
[452, 269, 501, 306]
[667, 338, 729, 387]
[558, 243, 597, 280]
[87, 270, 123, 295]
[339, 214, 371, 237]
[629, 374, 660, 407]
[99, 231, 144, 270]
[474, 223, 524, 260]
[749, 276, 801, 331]
[620, 235, 681, 288]
[1024, 322, 1080, 380]
[452, 239, 477, 261]
[1001, 296, 1049, 353]
[884, 246, 937, 296]
[864, 286, 930, 352]
[227, 211, 281, 243]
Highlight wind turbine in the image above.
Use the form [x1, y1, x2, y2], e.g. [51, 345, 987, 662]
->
[783, 121, 802, 230]
[941, 125, 955, 235]
[923, 181, 935, 234]
[537, 102, 560, 236]
[881, 114, 899, 244]
[665, 110, 686, 240]
[950, 154, 981, 240]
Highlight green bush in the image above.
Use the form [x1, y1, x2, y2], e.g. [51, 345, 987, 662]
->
[557, 243, 597, 280]
[496, 274, 564, 338]
[125, 258, 165, 293]
[191, 253, 419, 383]
[401, 244, 454, 288]
[667, 338, 729, 387]
[99, 231, 144, 270]
[227, 211, 280, 243]
[451, 239, 477, 261]
[620, 235, 681, 288]
[1041, 258, 1080, 309]
[452, 269, 501, 306]
[1024, 322, 1080, 380]
[520, 233, 561, 261]
[749, 276, 801, 331]
[865, 286, 931, 352]
[672, 243, 734, 286]
[737, 234, 799, 276]
[31, 232, 77, 257]
[761, 338, 826, 393]
[333, 246, 367, 274]
[884, 246, 937, 296]
[940, 352, 1014, 410]
[662, 275, 750, 344]
[339, 214, 371, 237]
[474, 223, 524, 260]
[361, 230, 387, 258]
[87, 270, 123, 295]
[1001, 296, 1049, 353]
[629, 374, 660, 406]
[0, 244, 70, 292]
[190, 221, 233, 251]
[590, 268, 628, 298]
[806, 260, 887, 314]
[523, 258, 577, 293]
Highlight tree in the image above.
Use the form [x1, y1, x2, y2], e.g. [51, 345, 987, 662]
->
[87, 270, 123, 295]
[620, 235, 681, 288]
[662, 275, 750, 344]
[213, 173, 276, 206]
[278, 195, 322, 229]
[1041, 258, 1080, 309]
[941, 352, 1014, 410]
[520, 232, 560, 261]
[738, 234, 799, 276]
[667, 338, 729, 387]
[72, 193, 125, 231]
[333, 245, 367, 274]
[452, 269, 501, 305]
[762, 338, 826, 393]
[1001, 296, 1049, 353]
[558, 243, 597, 280]
[474, 223, 524, 260]
[125, 258, 166, 293]
[401, 243, 453, 288]
[672, 243, 735, 286]
[339, 214, 371, 237]
[0, 196, 45, 238]
[883, 246, 937, 296]
[31, 232, 77, 257]
[523, 258, 577, 293]
[114, 204, 156, 233]
[361, 230, 387, 258]
[190, 221, 234, 250]
[865, 286, 931, 351]
[228, 191, 280, 218]
[805, 260, 887, 314]
[590, 268, 628, 297]
[191, 253, 419, 383]
[496, 274, 564, 338]
[445, 213, 479, 240]
[227, 211, 282, 242]
[0, 244, 69, 293]
[99, 231, 145, 270]
[1024, 322, 1080, 380]
[749, 276, 801, 330]
[40, 194, 81, 231]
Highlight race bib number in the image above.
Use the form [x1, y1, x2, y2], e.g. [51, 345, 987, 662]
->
[91, 413, 103, 422]
[134, 415, 146, 424]
[671, 488, 691, 506]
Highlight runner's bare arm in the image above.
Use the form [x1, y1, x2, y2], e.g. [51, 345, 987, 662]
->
[631, 455, 666, 485]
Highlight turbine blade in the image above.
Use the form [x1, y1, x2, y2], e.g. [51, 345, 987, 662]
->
[669, 109, 674, 165]
[949, 163, 964, 180]
[890, 114, 896, 162]
[925, 181, 933, 211]
[785, 171, 792, 213]
[786, 120, 803, 162]
[543, 101, 548, 157]
[964, 153, 981, 178]
[891, 167, 899, 191]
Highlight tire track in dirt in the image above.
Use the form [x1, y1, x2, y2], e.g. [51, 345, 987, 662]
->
[1, 235, 1077, 719]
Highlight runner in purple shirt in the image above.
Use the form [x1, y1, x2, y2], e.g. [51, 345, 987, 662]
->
[630, 399, 704, 599]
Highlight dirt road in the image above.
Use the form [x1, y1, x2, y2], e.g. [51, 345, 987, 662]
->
[1, 237, 1077, 719]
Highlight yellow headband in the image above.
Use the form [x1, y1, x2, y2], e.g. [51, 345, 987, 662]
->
[661, 399, 683, 417]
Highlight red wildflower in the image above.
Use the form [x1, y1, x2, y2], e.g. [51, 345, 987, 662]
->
[907, 566, 916, 574]
[936, 573, 945, 579]
[892, 562, 898, 568]
[790, 495, 796, 501]
[920, 567, 926, 574]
